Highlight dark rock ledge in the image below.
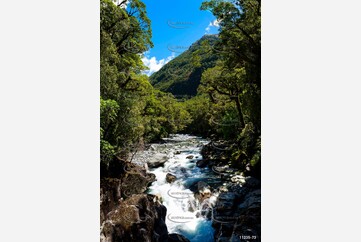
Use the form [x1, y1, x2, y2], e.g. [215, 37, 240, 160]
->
[100, 157, 188, 242]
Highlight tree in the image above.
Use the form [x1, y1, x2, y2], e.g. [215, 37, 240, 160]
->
[100, 0, 191, 162]
[200, 0, 261, 132]
[200, 0, 261, 175]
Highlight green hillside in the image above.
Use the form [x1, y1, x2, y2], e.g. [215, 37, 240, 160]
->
[149, 34, 220, 97]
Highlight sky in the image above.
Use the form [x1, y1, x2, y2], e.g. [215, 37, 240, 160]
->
[139, 0, 220, 76]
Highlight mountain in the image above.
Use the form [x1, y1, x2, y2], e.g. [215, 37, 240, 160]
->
[149, 34, 220, 97]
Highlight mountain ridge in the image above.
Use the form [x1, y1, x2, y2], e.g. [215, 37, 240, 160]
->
[149, 34, 220, 97]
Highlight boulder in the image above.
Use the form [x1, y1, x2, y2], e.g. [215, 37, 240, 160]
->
[100, 194, 168, 242]
[231, 175, 246, 184]
[238, 192, 261, 212]
[213, 185, 261, 242]
[193, 181, 212, 203]
[166, 173, 177, 183]
[215, 192, 236, 212]
[168, 233, 190, 242]
[197, 181, 210, 191]
[196, 159, 209, 168]
[101, 160, 156, 224]
[186, 155, 194, 159]
[120, 164, 156, 198]
[147, 154, 168, 168]
[239, 189, 261, 210]
[243, 177, 261, 188]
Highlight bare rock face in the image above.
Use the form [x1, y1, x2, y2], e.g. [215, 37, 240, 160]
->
[100, 156, 190, 242]
[100, 178, 122, 224]
[212, 178, 261, 242]
[100, 157, 156, 225]
[100, 194, 168, 242]
[121, 169, 156, 198]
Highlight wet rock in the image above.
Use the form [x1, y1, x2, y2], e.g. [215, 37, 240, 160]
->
[100, 194, 168, 242]
[197, 181, 210, 191]
[200, 201, 213, 219]
[121, 164, 156, 198]
[174, 151, 182, 155]
[193, 181, 212, 203]
[212, 165, 228, 174]
[101, 160, 156, 224]
[231, 175, 246, 184]
[218, 186, 228, 193]
[199, 187, 212, 202]
[243, 177, 261, 188]
[147, 154, 168, 168]
[215, 192, 236, 212]
[186, 155, 194, 159]
[166, 173, 177, 183]
[228, 184, 249, 199]
[196, 159, 209, 168]
[100, 178, 122, 224]
[168, 233, 190, 242]
[238, 189, 261, 212]
[213, 177, 261, 242]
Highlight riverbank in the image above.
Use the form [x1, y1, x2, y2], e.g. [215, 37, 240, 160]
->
[100, 134, 260, 242]
[100, 155, 189, 242]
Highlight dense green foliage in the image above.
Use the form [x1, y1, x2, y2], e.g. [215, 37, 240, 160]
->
[100, 0, 191, 163]
[150, 35, 219, 97]
[100, 0, 261, 177]
[179, 0, 261, 175]
[199, 0, 261, 175]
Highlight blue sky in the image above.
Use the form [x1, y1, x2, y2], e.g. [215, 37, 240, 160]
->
[140, 0, 219, 75]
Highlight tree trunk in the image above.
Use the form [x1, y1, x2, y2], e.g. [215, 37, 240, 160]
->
[234, 95, 245, 128]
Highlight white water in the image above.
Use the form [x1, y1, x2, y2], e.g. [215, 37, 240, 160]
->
[132, 134, 220, 242]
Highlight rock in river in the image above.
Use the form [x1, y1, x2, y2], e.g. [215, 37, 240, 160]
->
[196, 159, 209, 168]
[168, 233, 190, 242]
[147, 153, 168, 168]
[166, 173, 177, 183]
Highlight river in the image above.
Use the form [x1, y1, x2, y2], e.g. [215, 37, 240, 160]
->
[132, 134, 223, 242]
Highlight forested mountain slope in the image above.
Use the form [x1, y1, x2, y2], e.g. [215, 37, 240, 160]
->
[150, 34, 219, 97]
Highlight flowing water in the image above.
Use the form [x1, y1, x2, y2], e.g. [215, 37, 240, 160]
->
[132, 134, 223, 242]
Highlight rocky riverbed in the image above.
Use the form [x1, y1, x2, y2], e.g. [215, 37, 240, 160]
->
[100, 134, 260, 242]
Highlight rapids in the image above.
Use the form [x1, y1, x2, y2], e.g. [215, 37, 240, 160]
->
[132, 134, 223, 242]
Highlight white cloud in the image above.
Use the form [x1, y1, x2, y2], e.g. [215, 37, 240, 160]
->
[205, 19, 220, 34]
[211, 19, 220, 27]
[142, 52, 175, 76]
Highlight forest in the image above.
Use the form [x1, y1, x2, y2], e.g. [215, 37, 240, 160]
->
[100, 0, 260, 177]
